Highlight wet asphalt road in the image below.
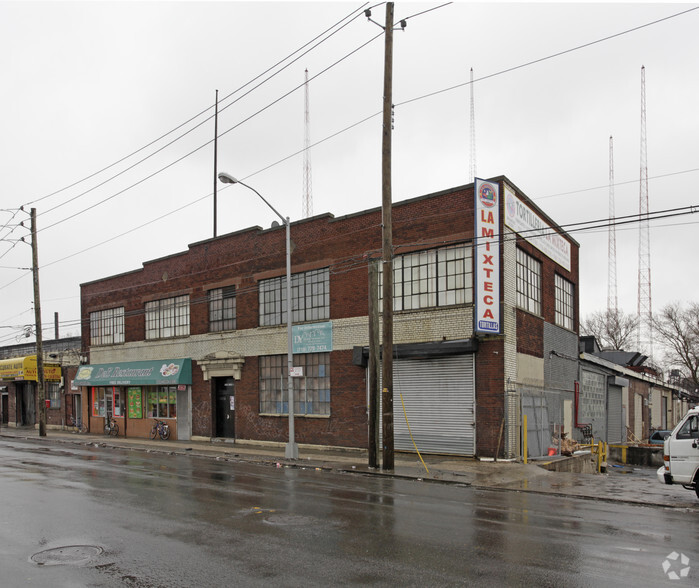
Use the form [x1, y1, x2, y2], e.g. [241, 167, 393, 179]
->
[0, 438, 696, 587]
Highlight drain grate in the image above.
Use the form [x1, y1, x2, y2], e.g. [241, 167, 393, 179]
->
[31, 545, 103, 566]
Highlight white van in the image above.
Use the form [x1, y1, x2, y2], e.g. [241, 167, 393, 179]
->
[657, 406, 699, 499]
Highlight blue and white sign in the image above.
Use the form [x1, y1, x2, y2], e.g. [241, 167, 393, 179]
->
[292, 322, 333, 354]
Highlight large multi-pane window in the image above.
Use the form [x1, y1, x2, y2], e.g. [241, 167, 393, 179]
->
[516, 248, 542, 315]
[146, 386, 177, 419]
[555, 274, 575, 330]
[259, 268, 329, 326]
[208, 286, 236, 332]
[145, 295, 190, 339]
[259, 353, 330, 416]
[90, 307, 125, 346]
[381, 245, 472, 311]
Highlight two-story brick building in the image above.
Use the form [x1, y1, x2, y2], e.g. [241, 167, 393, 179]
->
[75, 176, 579, 458]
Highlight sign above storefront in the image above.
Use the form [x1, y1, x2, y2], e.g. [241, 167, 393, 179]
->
[504, 185, 571, 271]
[74, 358, 192, 387]
[0, 356, 61, 382]
[292, 322, 333, 354]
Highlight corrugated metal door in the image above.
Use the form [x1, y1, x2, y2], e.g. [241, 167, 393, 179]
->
[607, 386, 622, 443]
[379, 355, 476, 455]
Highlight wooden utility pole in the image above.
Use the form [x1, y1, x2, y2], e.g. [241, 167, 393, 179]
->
[30, 208, 46, 437]
[381, 2, 395, 471]
[213, 89, 219, 238]
[368, 259, 380, 468]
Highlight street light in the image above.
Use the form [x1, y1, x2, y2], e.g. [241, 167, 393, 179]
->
[218, 172, 299, 459]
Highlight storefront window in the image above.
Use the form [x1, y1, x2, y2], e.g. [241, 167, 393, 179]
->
[146, 386, 177, 418]
[92, 387, 123, 417]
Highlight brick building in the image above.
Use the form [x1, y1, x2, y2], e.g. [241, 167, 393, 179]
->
[76, 177, 579, 458]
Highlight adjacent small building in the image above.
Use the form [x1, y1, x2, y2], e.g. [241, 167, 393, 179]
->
[77, 177, 580, 458]
[0, 337, 82, 429]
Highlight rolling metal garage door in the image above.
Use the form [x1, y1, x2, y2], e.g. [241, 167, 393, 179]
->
[380, 355, 476, 455]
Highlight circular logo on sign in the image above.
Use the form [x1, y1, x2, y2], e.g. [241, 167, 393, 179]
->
[479, 183, 497, 208]
[506, 192, 516, 218]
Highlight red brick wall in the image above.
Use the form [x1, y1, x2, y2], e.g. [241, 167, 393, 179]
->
[475, 338, 506, 457]
[516, 310, 544, 356]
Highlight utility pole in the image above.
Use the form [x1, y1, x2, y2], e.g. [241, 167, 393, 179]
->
[30, 208, 46, 437]
[213, 89, 219, 238]
[368, 259, 380, 468]
[381, 2, 395, 471]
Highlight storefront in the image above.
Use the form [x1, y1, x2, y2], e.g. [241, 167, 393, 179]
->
[0, 356, 61, 427]
[73, 359, 192, 440]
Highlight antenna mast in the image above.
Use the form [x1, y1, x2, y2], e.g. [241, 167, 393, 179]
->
[302, 68, 313, 218]
[637, 65, 653, 360]
[469, 67, 477, 183]
[607, 136, 618, 315]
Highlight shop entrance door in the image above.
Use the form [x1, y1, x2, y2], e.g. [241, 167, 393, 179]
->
[1, 394, 8, 425]
[215, 377, 235, 438]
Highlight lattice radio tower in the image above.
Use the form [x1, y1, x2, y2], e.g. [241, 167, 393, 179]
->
[302, 68, 313, 219]
[637, 65, 653, 360]
[608, 136, 618, 315]
[469, 68, 477, 183]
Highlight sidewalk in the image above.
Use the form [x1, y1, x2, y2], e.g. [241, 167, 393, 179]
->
[1, 426, 697, 510]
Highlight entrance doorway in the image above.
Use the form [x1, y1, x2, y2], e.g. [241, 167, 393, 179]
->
[2, 393, 8, 425]
[215, 377, 235, 438]
[16, 382, 35, 427]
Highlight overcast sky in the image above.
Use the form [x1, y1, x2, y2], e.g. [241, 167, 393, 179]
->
[1, 1, 698, 347]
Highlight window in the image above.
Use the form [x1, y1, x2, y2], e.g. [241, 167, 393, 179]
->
[677, 415, 699, 440]
[91, 387, 123, 417]
[516, 249, 541, 315]
[555, 274, 575, 330]
[145, 295, 190, 339]
[90, 307, 125, 346]
[381, 245, 472, 311]
[48, 383, 61, 409]
[259, 353, 330, 416]
[259, 268, 329, 326]
[146, 386, 177, 419]
[209, 286, 236, 332]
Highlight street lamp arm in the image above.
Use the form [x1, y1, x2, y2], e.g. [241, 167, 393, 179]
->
[218, 173, 287, 226]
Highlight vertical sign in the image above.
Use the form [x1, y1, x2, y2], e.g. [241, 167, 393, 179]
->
[474, 178, 501, 334]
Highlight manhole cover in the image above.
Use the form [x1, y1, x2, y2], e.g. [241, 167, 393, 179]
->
[31, 545, 103, 566]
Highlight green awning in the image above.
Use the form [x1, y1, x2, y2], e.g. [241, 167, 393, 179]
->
[74, 359, 192, 387]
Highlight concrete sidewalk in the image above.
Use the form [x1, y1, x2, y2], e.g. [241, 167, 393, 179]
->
[1, 426, 697, 510]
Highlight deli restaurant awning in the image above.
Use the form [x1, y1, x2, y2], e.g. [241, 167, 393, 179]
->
[73, 359, 192, 387]
[0, 356, 61, 382]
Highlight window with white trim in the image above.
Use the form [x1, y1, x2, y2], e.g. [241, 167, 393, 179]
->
[208, 286, 236, 332]
[145, 295, 190, 339]
[259, 268, 329, 326]
[259, 353, 330, 416]
[516, 248, 541, 315]
[381, 244, 472, 311]
[90, 307, 125, 346]
[555, 274, 575, 330]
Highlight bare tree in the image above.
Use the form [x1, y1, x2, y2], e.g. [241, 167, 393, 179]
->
[653, 302, 699, 393]
[581, 308, 638, 350]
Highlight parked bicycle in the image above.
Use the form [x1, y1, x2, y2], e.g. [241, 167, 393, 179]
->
[104, 414, 119, 437]
[150, 419, 170, 440]
[69, 415, 88, 434]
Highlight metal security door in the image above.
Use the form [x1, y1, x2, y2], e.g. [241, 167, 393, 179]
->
[379, 355, 476, 456]
[522, 394, 549, 458]
[607, 386, 623, 443]
[215, 377, 235, 438]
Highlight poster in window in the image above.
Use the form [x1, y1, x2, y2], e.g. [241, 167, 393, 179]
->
[127, 387, 143, 419]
